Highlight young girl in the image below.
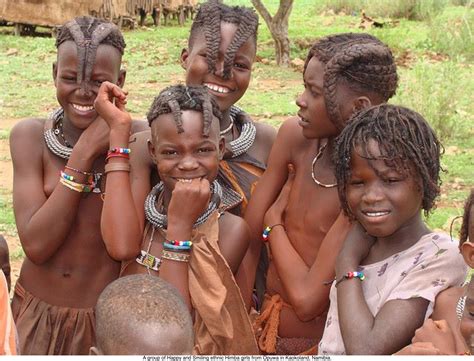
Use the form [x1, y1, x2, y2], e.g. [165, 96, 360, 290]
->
[317, 104, 467, 355]
[397, 190, 473, 355]
[245, 33, 398, 354]
[9, 17, 147, 355]
[94, 83, 258, 354]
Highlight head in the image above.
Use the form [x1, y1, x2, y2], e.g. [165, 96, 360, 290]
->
[334, 104, 441, 238]
[53, 16, 126, 129]
[93, 275, 194, 355]
[297, 33, 398, 139]
[147, 85, 224, 193]
[0, 236, 10, 293]
[461, 275, 474, 355]
[181, 0, 258, 111]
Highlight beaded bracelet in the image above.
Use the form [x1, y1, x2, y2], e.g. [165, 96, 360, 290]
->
[161, 250, 190, 263]
[108, 147, 131, 154]
[104, 162, 131, 174]
[59, 177, 93, 193]
[163, 242, 192, 251]
[335, 271, 365, 287]
[65, 165, 93, 176]
[262, 223, 284, 242]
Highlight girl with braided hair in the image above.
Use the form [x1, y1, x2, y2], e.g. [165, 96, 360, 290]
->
[244, 33, 399, 354]
[317, 104, 466, 354]
[95, 83, 258, 354]
[9, 16, 147, 355]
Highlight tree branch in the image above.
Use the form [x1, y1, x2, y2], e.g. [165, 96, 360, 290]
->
[251, 0, 273, 25]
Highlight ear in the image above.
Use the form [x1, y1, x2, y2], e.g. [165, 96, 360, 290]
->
[89, 346, 102, 355]
[351, 96, 372, 114]
[180, 48, 189, 70]
[147, 138, 158, 165]
[218, 136, 225, 161]
[52, 62, 58, 86]
[117, 69, 126, 88]
[461, 241, 474, 269]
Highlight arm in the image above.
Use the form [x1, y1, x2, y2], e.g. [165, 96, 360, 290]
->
[336, 225, 428, 354]
[95, 82, 148, 260]
[237, 118, 297, 308]
[10, 117, 109, 265]
[263, 167, 351, 320]
[218, 212, 250, 275]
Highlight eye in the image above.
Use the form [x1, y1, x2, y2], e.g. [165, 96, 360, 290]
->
[234, 62, 249, 70]
[162, 149, 178, 156]
[197, 147, 214, 153]
[349, 179, 364, 186]
[61, 76, 76, 82]
[93, 79, 105, 87]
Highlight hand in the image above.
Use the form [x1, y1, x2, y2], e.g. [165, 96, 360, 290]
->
[167, 178, 211, 235]
[76, 116, 110, 157]
[412, 319, 456, 355]
[264, 164, 294, 226]
[336, 221, 375, 272]
[394, 342, 441, 355]
[94, 81, 131, 132]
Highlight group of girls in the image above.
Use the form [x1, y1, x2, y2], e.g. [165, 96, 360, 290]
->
[7, 0, 470, 356]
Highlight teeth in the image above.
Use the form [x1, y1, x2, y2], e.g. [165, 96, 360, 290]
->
[72, 104, 94, 112]
[177, 178, 193, 183]
[365, 211, 389, 217]
[204, 83, 229, 94]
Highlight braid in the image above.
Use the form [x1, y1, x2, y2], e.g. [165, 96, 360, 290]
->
[189, 0, 258, 77]
[305, 33, 398, 129]
[56, 16, 125, 89]
[147, 85, 222, 136]
[334, 104, 442, 219]
[459, 189, 474, 246]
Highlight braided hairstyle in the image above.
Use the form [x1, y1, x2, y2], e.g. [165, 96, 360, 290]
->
[459, 189, 474, 246]
[305, 33, 398, 129]
[189, 0, 258, 79]
[56, 16, 125, 91]
[147, 85, 222, 137]
[335, 104, 442, 219]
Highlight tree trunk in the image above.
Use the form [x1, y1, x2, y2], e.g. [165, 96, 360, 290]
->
[251, 0, 294, 67]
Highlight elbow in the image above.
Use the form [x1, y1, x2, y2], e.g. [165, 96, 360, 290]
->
[292, 294, 329, 322]
[102, 231, 141, 261]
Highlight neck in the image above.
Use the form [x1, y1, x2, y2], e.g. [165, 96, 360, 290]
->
[220, 108, 232, 131]
[373, 212, 430, 257]
[62, 114, 84, 146]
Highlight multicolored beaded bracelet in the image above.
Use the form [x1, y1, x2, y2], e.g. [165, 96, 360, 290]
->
[335, 271, 366, 287]
[108, 147, 131, 154]
[262, 223, 284, 242]
[163, 242, 192, 251]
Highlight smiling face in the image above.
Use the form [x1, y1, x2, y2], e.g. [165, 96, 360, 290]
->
[149, 110, 224, 194]
[346, 140, 424, 239]
[181, 22, 255, 112]
[53, 41, 124, 129]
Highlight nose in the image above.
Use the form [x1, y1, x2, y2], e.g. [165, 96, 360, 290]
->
[213, 59, 232, 79]
[77, 82, 95, 98]
[178, 154, 199, 171]
[295, 93, 306, 108]
[362, 182, 384, 205]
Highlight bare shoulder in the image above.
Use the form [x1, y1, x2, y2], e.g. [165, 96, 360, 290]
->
[10, 118, 45, 150]
[218, 212, 250, 272]
[130, 119, 149, 134]
[274, 116, 315, 154]
[254, 121, 277, 145]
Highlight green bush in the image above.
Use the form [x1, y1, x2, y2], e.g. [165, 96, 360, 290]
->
[428, 6, 474, 60]
[392, 60, 473, 142]
[319, 0, 452, 21]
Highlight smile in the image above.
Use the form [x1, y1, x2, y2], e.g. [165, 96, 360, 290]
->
[175, 177, 204, 183]
[204, 83, 231, 94]
[72, 103, 94, 112]
[363, 211, 391, 217]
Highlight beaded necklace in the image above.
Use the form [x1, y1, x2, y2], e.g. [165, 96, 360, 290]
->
[227, 106, 256, 158]
[43, 108, 103, 193]
[311, 143, 337, 188]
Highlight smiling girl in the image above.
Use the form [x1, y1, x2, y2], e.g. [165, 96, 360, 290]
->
[318, 104, 467, 355]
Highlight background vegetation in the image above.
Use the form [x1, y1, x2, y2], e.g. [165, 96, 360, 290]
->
[0, 0, 472, 260]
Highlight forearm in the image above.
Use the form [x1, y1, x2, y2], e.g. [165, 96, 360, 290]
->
[101, 127, 143, 260]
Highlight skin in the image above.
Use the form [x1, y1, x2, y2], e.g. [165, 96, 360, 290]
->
[9, 41, 148, 309]
[241, 57, 376, 340]
[95, 82, 250, 308]
[335, 142, 431, 354]
[399, 202, 474, 355]
[0, 236, 10, 292]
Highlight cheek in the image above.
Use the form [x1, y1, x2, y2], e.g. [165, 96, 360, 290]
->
[460, 317, 474, 350]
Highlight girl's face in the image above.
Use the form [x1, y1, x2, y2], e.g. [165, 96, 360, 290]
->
[346, 140, 424, 239]
[54, 42, 124, 129]
[296, 57, 361, 140]
[181, 22, 255, 112]
[460, 279, 474, 355]
[148, 110, 224, 194]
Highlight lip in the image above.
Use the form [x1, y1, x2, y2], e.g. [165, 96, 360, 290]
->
[298, 113, 310, 127]
[360, 209, 391, 223]
[204, 82, 233, 96]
